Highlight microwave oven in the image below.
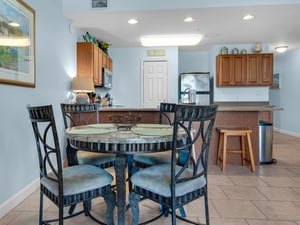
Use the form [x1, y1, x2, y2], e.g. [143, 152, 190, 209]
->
[103, 68, 112, 88]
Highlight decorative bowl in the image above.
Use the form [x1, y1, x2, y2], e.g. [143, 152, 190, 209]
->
[252, 44, 263, 53]
[252, 48, 263, 54]
[109, 114, 141, 130]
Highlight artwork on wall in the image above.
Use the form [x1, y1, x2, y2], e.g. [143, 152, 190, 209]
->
[271, 73, 280, 89]
[0, 0, 35, 87]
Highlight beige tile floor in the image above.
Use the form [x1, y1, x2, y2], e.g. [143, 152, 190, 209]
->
[1, 132, 300, 225]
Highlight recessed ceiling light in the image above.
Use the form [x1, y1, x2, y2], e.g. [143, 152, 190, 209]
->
[128, 18, 138, 24]
[184, 17, 195, 22]
[242, 14, 254, 20]
[140, 34, 202, 47]
[275, 45, 288, 53]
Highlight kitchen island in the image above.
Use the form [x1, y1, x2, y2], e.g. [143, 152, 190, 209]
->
[98, 102, 281, 165]
[211, 102, 281, 165]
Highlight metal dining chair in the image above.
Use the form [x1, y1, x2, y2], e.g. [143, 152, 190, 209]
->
[132, 102, 186, 217]
[129, 104, 218, 225]
[133, 102, 176, 168]
[27, 104, 116, 225]
[60, 103, 115, 168]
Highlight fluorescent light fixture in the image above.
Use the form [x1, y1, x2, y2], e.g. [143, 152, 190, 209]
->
[0, 36, 30, 47]
[141, 34, 202, 47]
[275, 45, 288, 53]
[128, 18, 138, 24]
[243, 14, 254, 20]
[184, 17, 195, 22]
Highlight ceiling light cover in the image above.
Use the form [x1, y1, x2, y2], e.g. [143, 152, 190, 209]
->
[184, 17, 195, 22]
[128, 18, 138, 24]
[243, 14, 254, 20]
[141, 34, 202, 47]
[275, 45, 288, 53]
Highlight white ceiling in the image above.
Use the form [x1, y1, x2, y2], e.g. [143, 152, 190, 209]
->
[65, 3, 300, 53]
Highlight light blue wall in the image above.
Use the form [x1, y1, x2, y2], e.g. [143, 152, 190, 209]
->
[270, 49, 300, 135]
[98, 47, 179, 107]
[0, 0, 77, 215]
[178, 51, 209, 73]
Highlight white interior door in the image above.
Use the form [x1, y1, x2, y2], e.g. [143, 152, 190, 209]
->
[142, 60, 168, 108]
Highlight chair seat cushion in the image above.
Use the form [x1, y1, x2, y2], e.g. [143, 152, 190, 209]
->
[131, 164, 206, 197]
[41, 165, 113, 196]
[77, 150, 115, 165]
[134, 151, 173, 165]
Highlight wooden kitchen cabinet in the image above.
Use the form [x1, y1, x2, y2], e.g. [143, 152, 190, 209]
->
[103, 53, 113, 71]
[216, 53, 273, 87]
[77, 42, 103, 86]
[77, 42, 113, 86]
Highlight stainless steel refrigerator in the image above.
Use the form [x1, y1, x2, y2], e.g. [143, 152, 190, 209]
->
[178, 72, 213, 105]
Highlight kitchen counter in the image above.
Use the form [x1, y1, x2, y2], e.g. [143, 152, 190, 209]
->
[99, 106, 159, 112]
[210, 102, 282, 166]
[215, 102, 283, 111]
[98, 102, 282, 166]
[99, 102, 282, 112]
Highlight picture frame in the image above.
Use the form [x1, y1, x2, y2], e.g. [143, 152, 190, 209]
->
[0, 0, 36, 87]
[271, 73, 280, 89]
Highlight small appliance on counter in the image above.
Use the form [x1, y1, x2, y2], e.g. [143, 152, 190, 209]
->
[103, 68, 112, 89]
[178, 72, 213, 105]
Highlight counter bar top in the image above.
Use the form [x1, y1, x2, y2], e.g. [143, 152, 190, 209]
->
[99, 107, 159, 112]
[214, 102, 283, 112]
[99, 102, 283, 112]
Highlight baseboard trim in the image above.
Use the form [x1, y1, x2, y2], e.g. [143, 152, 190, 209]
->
[0, 178, 39, 219]
[274, 127, 300, 138]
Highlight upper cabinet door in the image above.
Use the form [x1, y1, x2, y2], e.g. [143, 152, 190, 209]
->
[260, 54, 273, 85]
[232, 55, 247, 85]
[247, 54, 260, 85]
[216, 55, 231, 86]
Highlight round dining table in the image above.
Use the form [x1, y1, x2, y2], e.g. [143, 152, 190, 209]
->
[65, 123, 180, 225]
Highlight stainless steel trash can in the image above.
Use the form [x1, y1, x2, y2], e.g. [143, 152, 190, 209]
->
[259, 121, 276, 164]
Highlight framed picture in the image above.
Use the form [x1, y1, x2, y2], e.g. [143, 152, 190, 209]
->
[271, 73, 280, 89]
[0, 0, 36, 87]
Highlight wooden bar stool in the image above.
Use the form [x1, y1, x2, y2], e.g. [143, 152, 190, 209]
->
[216, 128, 256, 172]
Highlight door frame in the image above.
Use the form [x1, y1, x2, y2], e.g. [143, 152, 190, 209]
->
[140, 58, 169, 108]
